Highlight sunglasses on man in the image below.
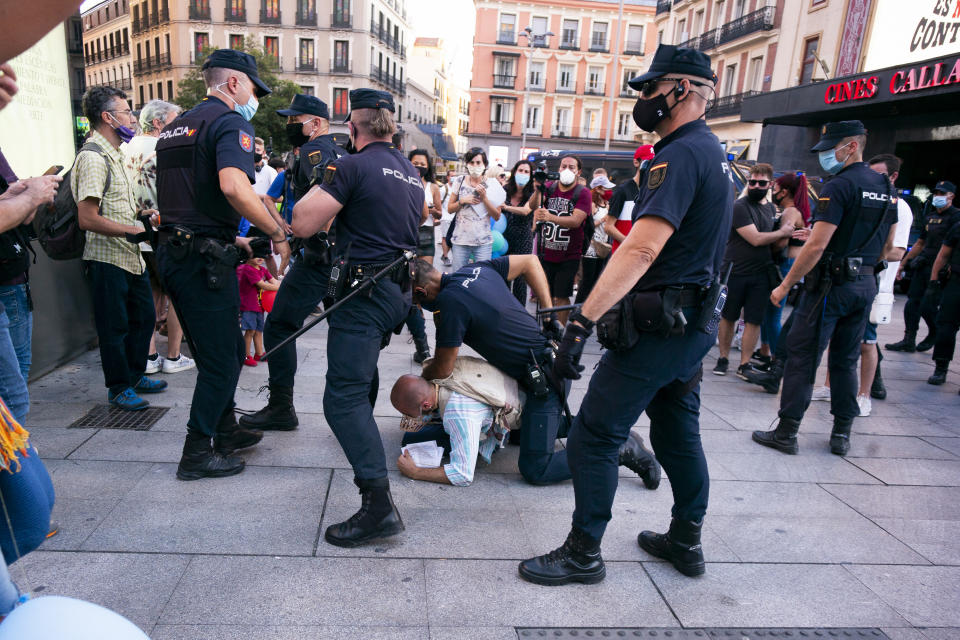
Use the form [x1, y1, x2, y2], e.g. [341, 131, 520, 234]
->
[748, 179, 770, 187]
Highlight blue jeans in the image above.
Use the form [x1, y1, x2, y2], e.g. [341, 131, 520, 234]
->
[450, 243, 492, 273]
[0, 285, 32, 383]
[760, 259, 794, 353]
[0, 302, 29, 421]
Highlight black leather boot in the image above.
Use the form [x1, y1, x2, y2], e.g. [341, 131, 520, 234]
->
[238, 386, 299, 431]
[176, 430, 245, 481]
[916, 331, 937, 353]
[871, 349, 887, 399]
[412, 336, 431, 365]
[830, 418, 853, 456]
[885, 331, 916, 352]
[518, 527, 606, 586]
[324, 477, 405, 547]
[742, 358, 784, 394]
[214, 411, 263, 456]
[638, 518, 705, 577]
[618, 430, 661, 490]
[752, 417, 800, 454]
[928, 360, 949, 386]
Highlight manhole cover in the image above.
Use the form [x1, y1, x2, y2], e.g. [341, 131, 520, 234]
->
[516, 630, 890, 639]
[69, 405, 170, 430]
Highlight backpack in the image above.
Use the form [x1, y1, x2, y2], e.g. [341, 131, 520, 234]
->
[33, 141, 111, 260]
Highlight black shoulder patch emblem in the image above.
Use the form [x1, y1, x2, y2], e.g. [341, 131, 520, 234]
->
[816, 197, 830, 214]
[323, 164, 337, 185]
[647, 162, 668, 190]
[308, 150, 323, 166]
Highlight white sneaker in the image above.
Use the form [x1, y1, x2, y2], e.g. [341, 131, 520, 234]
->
[857, 394, 872, 417]
[162, 354, 196, 374]
[811, 386, 831, 401]
[144, 355, 163, 375]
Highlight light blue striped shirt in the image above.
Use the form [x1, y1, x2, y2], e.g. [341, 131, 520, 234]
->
[442, 391, 499, 486]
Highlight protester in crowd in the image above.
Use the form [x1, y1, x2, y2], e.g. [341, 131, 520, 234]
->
[438, 169, 456, 266]
[714, 164, 794, 378]
[447, 148, 502, 271]
[237, 256, 279, 366]
[604, 146, 653, 255]
[576, 176, 614, 304]
[122, 99, 196, 376]
[73, 86, 167, 411]
[405, 149, 443, 363]
[252, 137, 278, 197]
[500, 159, 540, 304]
[533, 154, 591, 324]
[887, 179, 960, 353]
[265, 151, 296, 226]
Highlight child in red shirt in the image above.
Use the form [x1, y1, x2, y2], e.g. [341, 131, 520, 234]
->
[236, 257, 280, 366]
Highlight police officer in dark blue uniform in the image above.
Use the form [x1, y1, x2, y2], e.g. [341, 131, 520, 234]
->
[154, 50, 292, 480]
[518, 44, 734, 585]
[753, 121, 898, 457]
[239, 94, 345, 432]
[291, 89, 425, 547]
[928, 211, 960, 388]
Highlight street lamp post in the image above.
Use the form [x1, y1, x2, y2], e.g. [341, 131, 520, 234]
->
[519, 27, 553, 158]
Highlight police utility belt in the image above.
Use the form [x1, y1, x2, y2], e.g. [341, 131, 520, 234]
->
[596, 285, 710, 353]
[158, 225, 254, 291]
[803, 255, 876, 294]
[325, 253, 411, 301]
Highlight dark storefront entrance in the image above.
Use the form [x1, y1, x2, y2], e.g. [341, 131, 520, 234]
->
[740, 53, 960, 200]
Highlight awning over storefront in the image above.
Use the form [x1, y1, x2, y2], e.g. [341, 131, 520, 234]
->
[742, 53, 960, 127]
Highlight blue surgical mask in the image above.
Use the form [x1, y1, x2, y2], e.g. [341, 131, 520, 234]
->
[216, 81, 259, 121]
[932, 195, 948, 208]
[818, 142, 852, 175]
[515, 173, 530, 187]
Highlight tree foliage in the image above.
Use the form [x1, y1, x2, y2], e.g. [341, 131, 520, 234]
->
[174, 37, 301, 155]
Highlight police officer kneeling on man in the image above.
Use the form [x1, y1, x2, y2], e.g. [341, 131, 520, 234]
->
[155, 49, 291, 480]
[753, 121, 898, 457]
[519, 44, 734, 585]
[291, 88, 424, 547]
[239, 93, 344, 432]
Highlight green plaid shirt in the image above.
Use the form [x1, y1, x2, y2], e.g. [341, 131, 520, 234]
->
[70, 129, 145, 275]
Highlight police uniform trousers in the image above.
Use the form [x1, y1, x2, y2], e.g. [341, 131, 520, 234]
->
[779, 276, 876, 423]
[933, 274, 960, 363]
[518, 383, 571, 485]
[157, 244, 245, 437]
[904, 264, 941, 335]
[324, 277, 408, 480]
[567, 304, 712, 540]
[263, 256, 330, 389]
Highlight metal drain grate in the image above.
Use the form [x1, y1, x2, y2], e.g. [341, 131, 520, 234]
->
[516, 630, 890, 639]
[69, 405, 170, 430]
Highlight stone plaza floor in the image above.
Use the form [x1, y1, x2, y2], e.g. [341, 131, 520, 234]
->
[14, 297, 960, 639]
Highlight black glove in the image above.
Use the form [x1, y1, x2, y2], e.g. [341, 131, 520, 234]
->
[551, 321, 591, 383]
[542, 313, 564, 343]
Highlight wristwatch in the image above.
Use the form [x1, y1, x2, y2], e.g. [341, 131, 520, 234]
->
[570, 310, 594, 332]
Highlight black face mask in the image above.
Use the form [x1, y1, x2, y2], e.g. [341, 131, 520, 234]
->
[416, 165, 428, 178]
[747, 188, 768, 203]
[285, 122, 310, 148]
[253, 153, 263, 164]
[772, 191, 785, 206]
[632, 92, 673, 133]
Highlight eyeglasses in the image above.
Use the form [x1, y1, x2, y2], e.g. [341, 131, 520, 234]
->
[748, 179, 770, 187]
[108, 109, 133, 118]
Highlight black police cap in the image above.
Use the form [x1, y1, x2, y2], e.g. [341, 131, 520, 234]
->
[276, 94, 330, 119]
[202, 49, 271, 98]
[811, 120, 867, 152]
[933, 180, 957, 194]
[343, 88, 395, 122]
[628, 44, 717, 89]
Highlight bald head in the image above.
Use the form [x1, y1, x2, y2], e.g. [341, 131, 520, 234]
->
[391, 374, 436, 416]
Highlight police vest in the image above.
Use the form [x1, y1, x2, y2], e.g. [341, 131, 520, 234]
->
[825, 177, 897, 264]
[155, 100, 237, 232]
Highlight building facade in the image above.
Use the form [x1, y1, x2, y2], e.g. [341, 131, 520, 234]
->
[406, 37, 468, 166]
[80, 0, 134, 97]
[468, 0, 658, 167]
[81, 0, 411, 118]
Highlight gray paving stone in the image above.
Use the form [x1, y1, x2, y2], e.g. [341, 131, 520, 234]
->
[42, 497, 120, 551]
[922, 437, 960, 457]
[872, 518, 960, 565]
[160, 556, 427, 626]
[846, 565, 960, 627]
[709, 514, 929, 564]
[16, 551, 190, 631]
[840, 435, 959, 460]
[428, 627, 516, 640]
[646, 562, 908, 628]
[847, 458, 960, 486]
[425, 559, 677, 627]
[45, 459, 152, 500]
[708, 451, 881, 483]
[26, 426, 98, 459]
[822, 484, 960, 520]
[707, 480, 860, 518]
[67, 429, 183, 463]
[914, 629, 960, 639]
[237, 426, 353, 470]
[152, 625, 429, 640]
[21, 401, 98, 427]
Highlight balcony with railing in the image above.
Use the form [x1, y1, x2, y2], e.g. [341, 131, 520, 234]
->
[224, 6, 247, 22]
[331, 12, 352, 28]
[624, 40, 645, 55]
[159, 8, 169, 22]
[717, 6, 775, 46]
[708, 89, 761, 118]
[330, 60, 352, 74]
[260, 8, 281, 23]
[490, 121, 513, 134]
[584, 83, 604, 96]
[555, 85, 576, 94]
[656, 0, 672, 16]
[149, 11, 159, 26]
[531, 34, 550, 48]
[492, 73, 515, 89]
[296, 59, 317, 73]
[133, 59, 149, 74]
[189, 2, 210, 19]
[369, 65, 406, 96]
[118, 78, 132, 90]
[296, 9, 317, 25]
[156, 52, 171, 68]
[589, 37, 608, 52]
[559, 35, 579, 51]
[496, 30, 516, 45]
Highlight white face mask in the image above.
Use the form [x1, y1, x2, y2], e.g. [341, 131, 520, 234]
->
[467, 165, 485, 177]
[559, 169, 576, 186]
